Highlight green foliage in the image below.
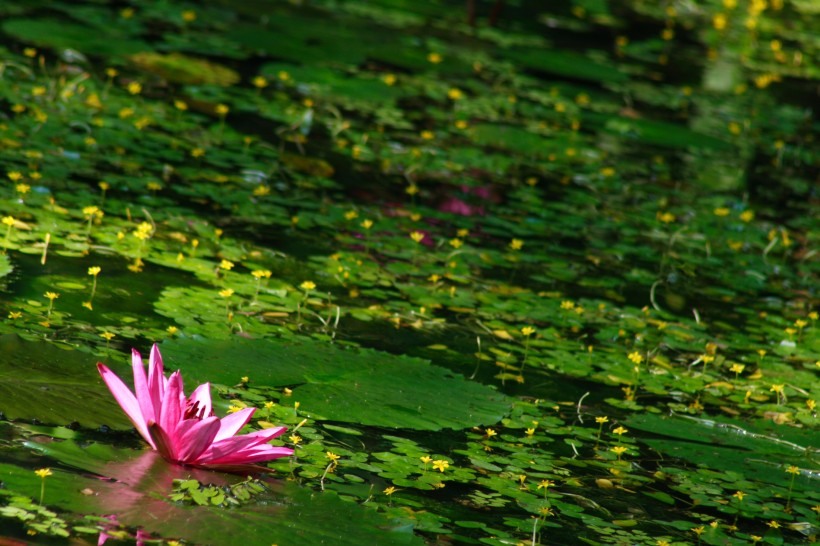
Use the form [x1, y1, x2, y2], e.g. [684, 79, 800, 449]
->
[0, 0, 817, 544]
[161, 337, 511, 430]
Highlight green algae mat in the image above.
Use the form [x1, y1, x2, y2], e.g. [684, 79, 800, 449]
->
[0, 0, 818, 544]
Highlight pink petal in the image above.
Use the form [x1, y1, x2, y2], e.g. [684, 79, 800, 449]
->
[187, 383, 212, 418]
[213, 407, 255, 442]
[131, 349, 156, 426]
[202, 444, 293, 466]
[97, 363, 154, 448]
[175, 416, 221, 462]
[146, 345, 165, 411]
[157, 371, 184, 454]
[147, 421, 175, 462]
[200, 426, 288, 463]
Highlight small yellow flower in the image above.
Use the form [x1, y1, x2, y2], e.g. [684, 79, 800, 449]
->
[252, 76, 268, 89]
[167, 326, 179, 335]
[628, 352, 643, 364]
[127, 82, 142, 95]
[215, 104, 230, 116]
[326, 452, 341, 462]
[88, 266, 101, 276]
[420, 130, 435, 140]
[360, 219, 373, 230]
[289, 434, 302, 444]
[382, 74, 397, 86]
[739, 210, 755, 222]
[525, 428, 535, 436]
[432, 459, 449, 472]
[8, 311, 22, 319]
[410, 231, 425, 243]
[174, 100, 188, 111]
[521, 326, 535, 336]
[35, 468, 52, 478]
[23, 48, 37, 58]
[539, 506, 554, 517]
[509, 239, 523, 250]
[449, 238, 463, 249]
[714, 207, 731, 216]
[219, 288, 234, 298]
[219, 259, 234, 271]
[537, 479, 554, 490]
[733, 490, 745, 501]
[252, 269, 272, 279]
[300, 281, 316, 290]
[191, 147, 205, 158]
[447, 88, 463, 100]
[2, 216, 16, 226]
[100, 332, 115, 341]
[766, 520, 780, 529]
[785, 465, 799, 475]
[420, 455, 432, 464]
[560, 300, 575, 310]
[485, 428, 497, 438]
[595, 416, 609, 424]
[610, 446, 628, 456]
[613, 426, 628, 436]
[427, 52, 443, 64]
[383, 486, 396, 495]
[44, 291, 59, 301]
[656, 211, 675, 223]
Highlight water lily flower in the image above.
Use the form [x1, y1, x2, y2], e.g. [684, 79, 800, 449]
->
[97, 344, 293, 471]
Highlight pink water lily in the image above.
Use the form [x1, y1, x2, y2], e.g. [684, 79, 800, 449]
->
[97, 344, 293, 471]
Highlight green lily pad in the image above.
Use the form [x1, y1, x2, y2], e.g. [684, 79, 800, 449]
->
[2, 18, 149, 56]
[129, 52, 240, 86]
[158, 337, 511, 430]
[0, 335, 129, 429]
[626, 413, 817, 485]
[503, 47, 629, 83]
[0, 254, 11, 279]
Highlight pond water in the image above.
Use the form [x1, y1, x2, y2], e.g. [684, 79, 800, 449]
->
[0, 0, 817, 545]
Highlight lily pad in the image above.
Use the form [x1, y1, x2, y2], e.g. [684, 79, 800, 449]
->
[0, 335, 129, 429]
[1, 18, 149, 56]
[129, 52, 240, 86]
[158, 337, 511, 430]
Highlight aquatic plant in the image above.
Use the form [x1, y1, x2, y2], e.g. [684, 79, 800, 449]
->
[97, 345, 293, 471]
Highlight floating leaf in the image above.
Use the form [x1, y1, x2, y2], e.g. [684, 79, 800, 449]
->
[0, 336, 129, 428]
[129, 52, 240, 86]
[159, 337, 511, 430]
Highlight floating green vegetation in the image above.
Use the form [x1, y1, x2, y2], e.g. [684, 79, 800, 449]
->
[0, 0, 817, 544]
